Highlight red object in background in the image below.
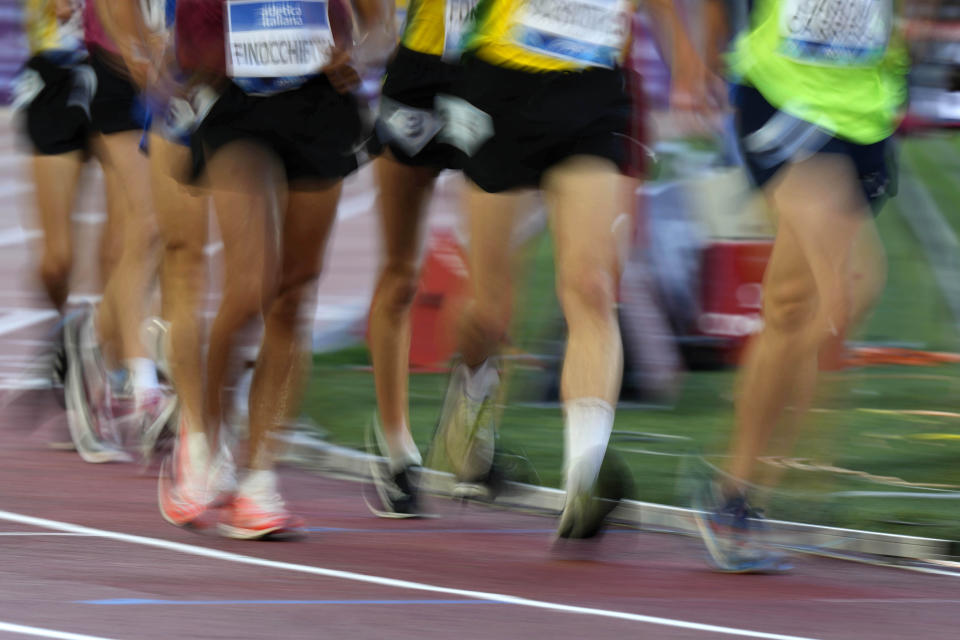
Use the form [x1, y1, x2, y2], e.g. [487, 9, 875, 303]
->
[696, 241, 772, 362]
[407, 229, 470, 371]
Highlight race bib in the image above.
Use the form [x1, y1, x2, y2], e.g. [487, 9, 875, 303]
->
[779, 0, 892, 66]
[226, 0, 333, 78]
[508, 0, 631, 69]
[378, 97, 444, 156]
[443, 0, 480, 61]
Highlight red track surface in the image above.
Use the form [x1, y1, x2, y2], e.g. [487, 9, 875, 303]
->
[0, 395, 957, 640]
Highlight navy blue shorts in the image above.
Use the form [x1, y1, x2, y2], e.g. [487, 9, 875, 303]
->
[733, 84, 896, 212]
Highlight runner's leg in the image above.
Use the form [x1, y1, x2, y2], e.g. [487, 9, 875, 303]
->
[369, 152, 436, 469]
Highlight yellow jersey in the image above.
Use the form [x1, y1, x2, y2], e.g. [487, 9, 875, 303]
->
[466, 0, 634, 72]
[400, 0, 480, 60]
[23, 0, 83, 55]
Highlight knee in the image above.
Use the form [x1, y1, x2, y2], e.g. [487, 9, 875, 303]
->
[220, 279, 268, 325]
[373, 262, 419, 317]
[267, 277, 317, 327]
[164, 236, 205, 275]
[40, 251, 71, 289]
[558, 266, 617, 318]
[763, 285, 818, 335]
[461, 300, 511, 348]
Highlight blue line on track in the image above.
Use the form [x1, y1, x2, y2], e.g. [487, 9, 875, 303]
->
[80, 598, 499, 606]
[303, 527, 556, 534]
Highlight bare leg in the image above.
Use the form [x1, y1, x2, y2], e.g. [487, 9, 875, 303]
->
[204, 142, 284, 437]
[726, 154, 885, 490]
[92, 131, 160, 367]
[543, 156, 633, 502]
[151, 134, 209, 435]
[32, 152, 84, 311]
[368, 152, 437, 466]
[246, 183, 341, 470]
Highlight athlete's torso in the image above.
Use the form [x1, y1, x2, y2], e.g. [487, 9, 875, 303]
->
[23, 0, 84, 55]
[731, 0, 908, 143]
[465, 0, 635, 73]
[400, 0, 480, 61]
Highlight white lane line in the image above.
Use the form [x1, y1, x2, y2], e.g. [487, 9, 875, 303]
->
[0, 310, 57, 337]
[0, 509, 818, 640]
[0, 532, 92, 536]
[0, 621, 118, 640]
[0, 227, 41, 248]
[0, 377, 50, 390]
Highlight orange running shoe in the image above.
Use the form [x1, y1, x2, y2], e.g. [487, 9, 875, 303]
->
[217, 493, 305, 540]
[157, 416, 212, 528]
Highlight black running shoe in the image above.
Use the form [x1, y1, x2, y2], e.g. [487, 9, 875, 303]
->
[368, 463, 423, 518]
[556, 450, 633, 540]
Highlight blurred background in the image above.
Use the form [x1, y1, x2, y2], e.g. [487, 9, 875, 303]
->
[2, 0, 960, 543]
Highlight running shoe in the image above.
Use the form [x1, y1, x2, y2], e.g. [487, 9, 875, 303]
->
[49, 316, 68, 406]
[217, 493, 305, 540]
[62, 309, 131, 463]
[434, 359, 499, 497]
[369, 464, 423, 518]
[691, 478, 792, 573]
[158, 456, 210, 528]
[365, 415, 423, 518]
[556, 450, 632, 540]
[158, 413, 237, 526]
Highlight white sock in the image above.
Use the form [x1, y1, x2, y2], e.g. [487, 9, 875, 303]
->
[383, 421, 422, 473]
[464, 359, 496, 401]
[239, 468, 279, 500]
[563, 398, 615, 496]
[127, 358, 159, 392]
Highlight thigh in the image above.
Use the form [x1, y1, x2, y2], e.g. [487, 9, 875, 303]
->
[150, 135, 208, 250]
[374, 153, 437, 266]
[279, 183, 343, 290]
[544, 156, 634, 292]
[464, 182, 527, 311]
[207, 140, 286, 298]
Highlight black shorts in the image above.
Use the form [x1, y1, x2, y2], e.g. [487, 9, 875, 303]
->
[453, 55, 632, 193]
[16, 53, 94, 155]
[734, 84, 895, 211]
[371, 46, 463, 170]
[191, 76, 361, 182]
[89, 48, 148, 135]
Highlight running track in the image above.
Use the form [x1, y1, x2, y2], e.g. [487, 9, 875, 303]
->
[2, 395, 960, 640]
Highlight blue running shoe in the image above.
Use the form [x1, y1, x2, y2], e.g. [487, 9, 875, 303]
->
[692, 479, 792, 573]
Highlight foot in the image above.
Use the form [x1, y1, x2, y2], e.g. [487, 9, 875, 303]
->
[434, 360, 499, 489]
[217, 493, 305, 540]
[556, 451, 632, 540]
[369, 463, 423, 518]
[692, 480, 792, 573]
[62, 309, 131, 464]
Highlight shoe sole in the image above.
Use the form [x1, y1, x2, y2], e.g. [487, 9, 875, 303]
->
[63, 313, 132, 464]
[156, 457, 207, 528]
[216, 523, 305, 541]
[690, 485, 791, 574]
[362, 417, 423, 519]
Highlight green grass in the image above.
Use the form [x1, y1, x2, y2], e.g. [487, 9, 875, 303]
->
[301, 139, 960, 541]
